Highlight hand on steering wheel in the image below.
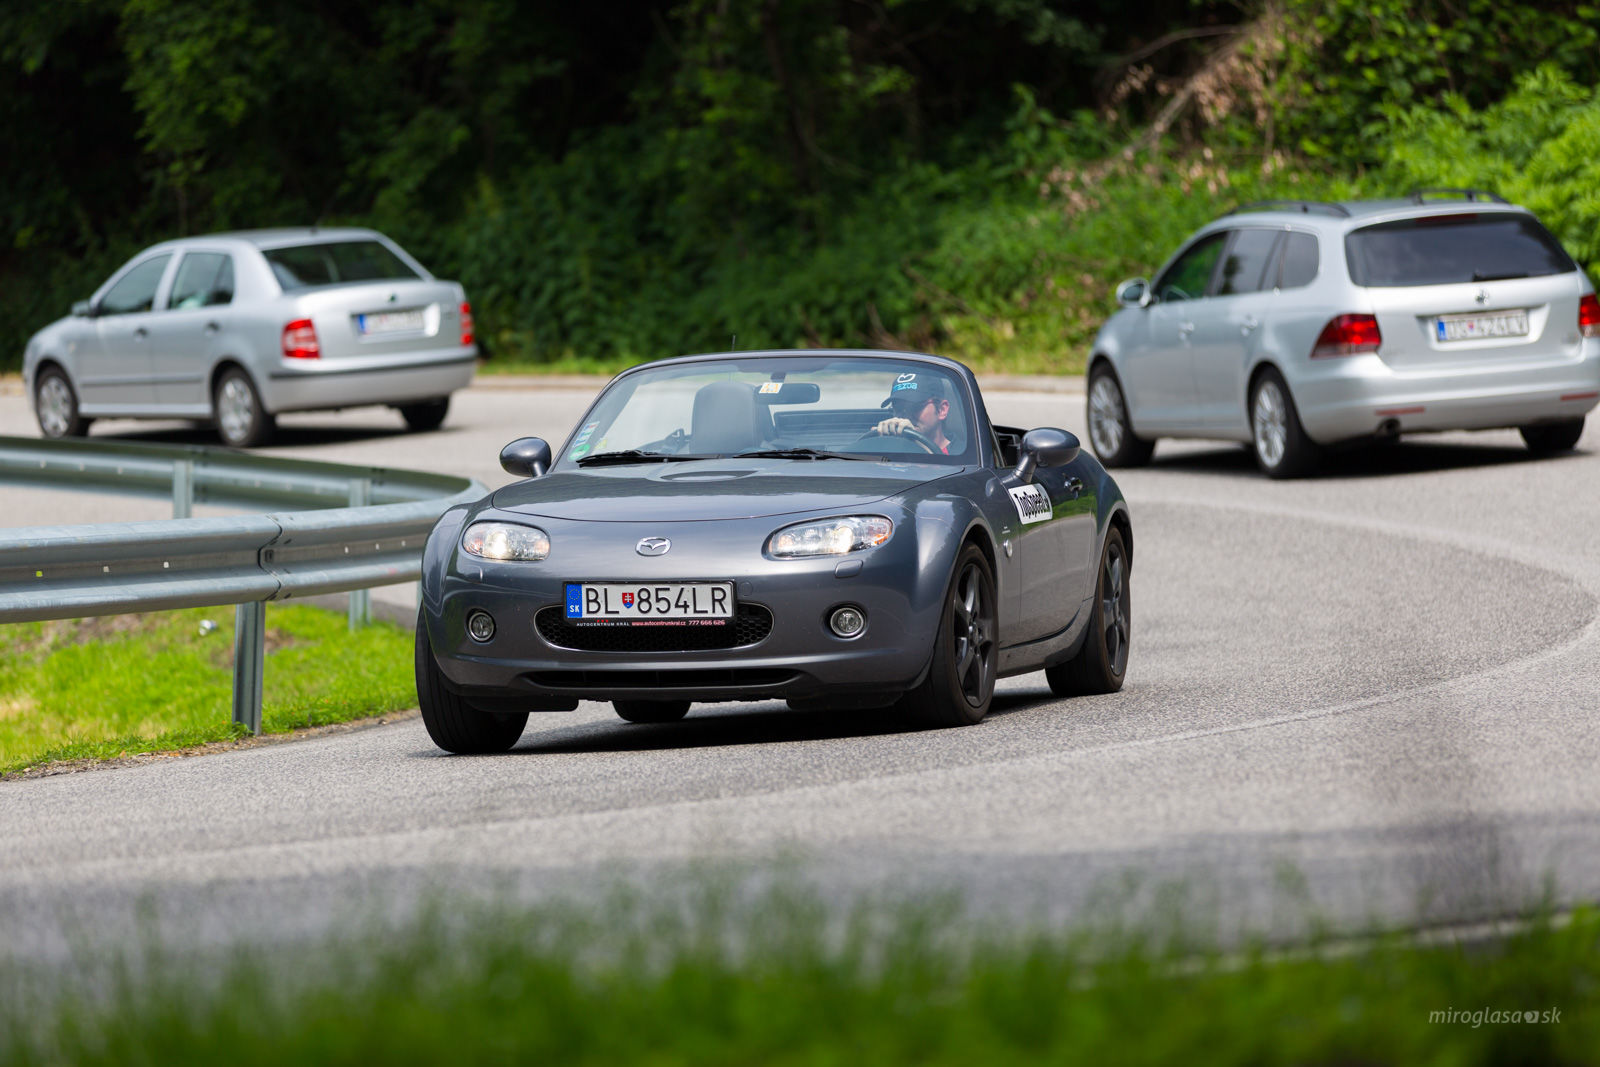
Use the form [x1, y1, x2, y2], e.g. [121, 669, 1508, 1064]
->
[856, 418, 939, 454]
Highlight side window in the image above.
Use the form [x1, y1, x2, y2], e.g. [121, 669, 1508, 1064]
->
[1215, 229, 1282, 295]
[99, 254, 172, 315]
[168, 252, 234, 309]
[1153, 233, 1227, 303]
[1275, 232, 1319, 289]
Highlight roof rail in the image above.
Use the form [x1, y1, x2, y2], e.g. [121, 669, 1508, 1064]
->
[1226, 199, 1350, 218]
[1408, 187, 1508, 205]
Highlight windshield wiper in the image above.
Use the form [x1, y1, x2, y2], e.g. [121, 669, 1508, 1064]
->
[575, 450, 719, 467]
[1471, 270, 1530, 281]
[733, 447, 872, 462]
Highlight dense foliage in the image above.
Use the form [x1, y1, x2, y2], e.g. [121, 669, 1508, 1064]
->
[3, 1, 1597, 375]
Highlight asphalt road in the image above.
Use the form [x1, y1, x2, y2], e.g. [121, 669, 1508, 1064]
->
[3, 377, 1599, 963]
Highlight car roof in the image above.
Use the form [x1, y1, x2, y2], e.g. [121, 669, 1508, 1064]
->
[1219, 196, 1532, 231]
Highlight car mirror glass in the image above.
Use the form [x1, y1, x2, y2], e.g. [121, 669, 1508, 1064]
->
[1115, 278, 1149, 308]
[500, 437, 552, 478]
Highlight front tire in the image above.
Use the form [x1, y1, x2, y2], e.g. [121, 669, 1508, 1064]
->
[1249, 368, 1319, 478]
[415, 610, 528, 754]
[613, 700, 691, 723]
[400, 397, 450, 432]
[899, 544, 998, 727]
[213, 367, 275, 448]
[1520, 417, 1584, 454]
[35, 367, 90, 438]
[1046, 525, 1131, 696]
[1086, 365, 1155, 467]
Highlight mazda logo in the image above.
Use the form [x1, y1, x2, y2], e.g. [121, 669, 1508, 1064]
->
[636, 537, 671, 556]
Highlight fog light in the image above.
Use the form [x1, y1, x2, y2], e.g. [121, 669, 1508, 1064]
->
[829, 605, 867, 638]
[466, 610, 496, 642]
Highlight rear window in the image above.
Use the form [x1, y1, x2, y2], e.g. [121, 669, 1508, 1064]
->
[263, 240, 421, 290]
[1346, 214, 1575, 287]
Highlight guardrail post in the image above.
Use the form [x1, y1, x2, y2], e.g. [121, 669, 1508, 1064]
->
[232, 601, 265, 734]
[348, 477, 372, 629]
[172, 459, 194, 519]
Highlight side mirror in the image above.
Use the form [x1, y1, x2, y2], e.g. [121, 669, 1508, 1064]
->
[1115, 278, 1149, 308]
[500, 437, 552, 478]
[71, 299, 97, 318]
[1012, 427, 1080, 483]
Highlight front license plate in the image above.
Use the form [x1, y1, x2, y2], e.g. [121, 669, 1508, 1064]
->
[357, 309, 426, 335]
[1435, 309, 1528, 342]
[564, 582, 735, 623]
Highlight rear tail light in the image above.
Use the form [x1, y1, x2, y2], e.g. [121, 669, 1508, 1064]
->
[1312, 314, 1382, 358]
[459, 301, 475, 348]
[282, 318, 320, 360]
[1580, 293, 1600, 339]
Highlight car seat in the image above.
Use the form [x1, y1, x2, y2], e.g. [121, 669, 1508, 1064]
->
[690, 381, 769, 454]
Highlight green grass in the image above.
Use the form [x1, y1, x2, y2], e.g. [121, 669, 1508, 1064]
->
[0, 604, 417, 776]
[3, 884, 1595, 1065]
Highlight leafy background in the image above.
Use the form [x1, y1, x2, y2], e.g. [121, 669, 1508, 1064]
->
[3, 0, 1598, 375]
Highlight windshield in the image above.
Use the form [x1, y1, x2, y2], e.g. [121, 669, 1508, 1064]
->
[559, 356, 977, 467]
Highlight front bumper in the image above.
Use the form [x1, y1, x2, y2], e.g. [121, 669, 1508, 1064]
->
[425, 515, 943, 706]
[1291, 343, 1600, 444]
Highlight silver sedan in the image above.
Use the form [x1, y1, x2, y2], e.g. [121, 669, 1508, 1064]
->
[22, 227, 477, 447]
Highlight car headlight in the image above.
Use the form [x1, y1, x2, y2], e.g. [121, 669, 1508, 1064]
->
[461, 521, 550, 561]
[766, 516, 893, 558]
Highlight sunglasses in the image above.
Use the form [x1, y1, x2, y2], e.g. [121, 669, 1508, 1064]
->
[891, 395, 937, 415]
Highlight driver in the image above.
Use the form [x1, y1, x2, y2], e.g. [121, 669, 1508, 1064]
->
[874, 372, 953, 454]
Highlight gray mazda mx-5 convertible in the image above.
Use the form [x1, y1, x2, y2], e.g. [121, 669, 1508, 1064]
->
[415, 349, 1133, 753]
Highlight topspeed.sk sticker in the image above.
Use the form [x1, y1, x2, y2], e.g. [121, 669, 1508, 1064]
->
[1008, 483, 1052, 524]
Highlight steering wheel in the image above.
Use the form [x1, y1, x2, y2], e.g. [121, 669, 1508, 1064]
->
[855, 425, 940, 455]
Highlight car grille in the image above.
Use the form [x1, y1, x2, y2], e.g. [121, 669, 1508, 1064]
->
[526, 668, 797, 690]
[534, 604, 774, 652]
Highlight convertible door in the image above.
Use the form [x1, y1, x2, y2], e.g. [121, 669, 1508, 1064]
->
[1007, 463, 1096, 644]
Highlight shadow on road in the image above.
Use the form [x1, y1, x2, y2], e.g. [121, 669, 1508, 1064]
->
[427, 690, 1054, 758]
[1149, 438, 1580, 480]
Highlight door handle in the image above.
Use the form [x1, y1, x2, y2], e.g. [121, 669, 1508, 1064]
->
[204, 322, 220, 334]
[1065, 477, 1084, 496]
[1178, 321, 1196, 335]
[132, 328, 148, 341]
[1240, 315, 1260, 334]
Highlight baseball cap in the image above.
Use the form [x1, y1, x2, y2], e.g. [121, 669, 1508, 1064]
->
[883, 371, 946, 413]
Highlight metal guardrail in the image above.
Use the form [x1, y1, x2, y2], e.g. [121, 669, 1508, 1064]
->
[0, 435, 487, 733]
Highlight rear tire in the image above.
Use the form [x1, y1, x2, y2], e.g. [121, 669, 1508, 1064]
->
[898, 544, 998, 727]
[400, 397, 450, 432]
[213, 367, 275, 448]
[1086, 365, 1155, 467]
[1249, 368, 1319, 478]
[35, 367, 91, 438]
[415, 610, 528, 754]
[1046, 526, 1131, 696]
[613, 700, 691, 723]
[1520, 417, 1584, 454]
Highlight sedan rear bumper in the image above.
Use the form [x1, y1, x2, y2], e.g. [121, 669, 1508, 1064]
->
[1293, 345, 1600, 443]
[263, 350, 476, 413]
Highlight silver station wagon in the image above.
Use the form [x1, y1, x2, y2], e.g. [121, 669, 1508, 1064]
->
[22, 228, 477, 447]
[1087, 191, 1600, 476]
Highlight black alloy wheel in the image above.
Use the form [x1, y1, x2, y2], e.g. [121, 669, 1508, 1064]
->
[901, 543, 998, 726]
[1047, 525, 1131, 696]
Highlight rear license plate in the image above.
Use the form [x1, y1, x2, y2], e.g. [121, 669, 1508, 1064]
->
[356, 309, 425, 335]
[1435, 309, 1529, 342]
[564, 582, 735, 623]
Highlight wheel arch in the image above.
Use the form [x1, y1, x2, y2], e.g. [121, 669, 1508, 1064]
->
[209, 359, 270, 413]
[1245, 358, 1288, 413]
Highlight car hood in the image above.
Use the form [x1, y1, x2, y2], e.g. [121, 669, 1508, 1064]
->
[489, 460, 961, 522]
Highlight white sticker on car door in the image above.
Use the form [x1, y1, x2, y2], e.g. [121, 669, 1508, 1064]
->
[1008, 484, 1052, 524]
